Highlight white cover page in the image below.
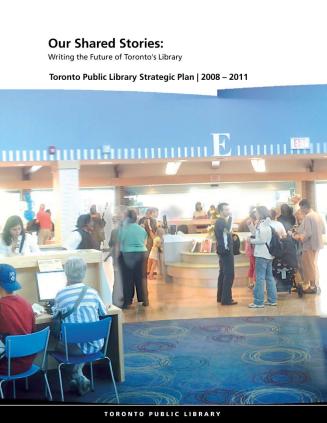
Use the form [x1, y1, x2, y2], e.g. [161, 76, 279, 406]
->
[0, 0, 327, 415]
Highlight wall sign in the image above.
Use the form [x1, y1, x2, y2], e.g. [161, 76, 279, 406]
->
[290, 137, 310, 150]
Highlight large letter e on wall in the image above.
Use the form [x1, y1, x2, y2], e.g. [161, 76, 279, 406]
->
[212, 133, 231, 157]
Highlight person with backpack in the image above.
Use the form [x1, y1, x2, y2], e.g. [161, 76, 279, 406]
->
[248, 206, 278, 308]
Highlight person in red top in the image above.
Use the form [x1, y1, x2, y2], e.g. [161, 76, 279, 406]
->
[36, 204, 52, 245]
[0, 264, 36, 375]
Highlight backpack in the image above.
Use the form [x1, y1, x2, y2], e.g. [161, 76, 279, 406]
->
[232, 233, 241, 255]
[265, 226, 283, 258]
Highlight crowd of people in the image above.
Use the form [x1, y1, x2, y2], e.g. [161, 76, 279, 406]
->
[0, 196, 326, 398]
[215, 198, 325, 308]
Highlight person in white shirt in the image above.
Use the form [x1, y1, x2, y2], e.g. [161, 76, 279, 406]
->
[291, 194, 301, 213]
[63, 214, 98, 251]
[270, 209, 287, 238]
[193, 202, 207, 219]
[248, 206, 278, 308]
[0, 215, 40, 257]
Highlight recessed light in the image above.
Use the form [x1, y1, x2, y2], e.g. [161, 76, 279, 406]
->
[251, 159, 266, 172]
[165, 162, 182, 175]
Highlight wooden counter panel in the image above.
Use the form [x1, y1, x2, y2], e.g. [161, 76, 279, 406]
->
[0, 249, 102, 269]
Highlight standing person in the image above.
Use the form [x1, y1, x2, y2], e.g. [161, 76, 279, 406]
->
[36, 204, 52, 245]
[278, 204, 296, 232]
[193, 202, 207, 219]
[291, 210, 306, 287]
[297, 199, 325, 294]
[207, 205, 217, 219]
[120, 209, 148, 308]
[90, 205, 106, 250]
[109, 215, 125, 309]
[139, 208, 157, 252]
[248, 206, 278, 308]
[270, 209, 287, 238]
[53, 257, 108, 396]
[155, 221, 166, 277]
[193, 202, 207, 233]
[291, 194, 302, 213]
[245, 209, 257, 289]
[45, 209, 55, 240]
[102, 202, 113, 250]
[238, 206, 256, 232]
[0, 264, 36, 375]
[214, 203, 237, 305]
[147, 234, 162, 280]
[0, 215, 40, 257]
[63, 214, 98, 250]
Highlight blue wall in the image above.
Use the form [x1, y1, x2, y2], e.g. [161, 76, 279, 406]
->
[0, 85, 326, 161]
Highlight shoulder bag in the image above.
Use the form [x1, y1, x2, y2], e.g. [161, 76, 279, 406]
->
[52, 285, 88, 339]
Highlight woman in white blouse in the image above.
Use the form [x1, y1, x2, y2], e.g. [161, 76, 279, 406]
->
[0, 215, 40, 257]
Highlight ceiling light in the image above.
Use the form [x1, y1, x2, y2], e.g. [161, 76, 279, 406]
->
[251, 159, 266, 172]
[211, 160, 220, 168]
[29, 165, 43, 173]
[165, 161, 182, 175]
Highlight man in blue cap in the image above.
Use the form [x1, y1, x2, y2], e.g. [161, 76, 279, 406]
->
[0, 264, 35, 375]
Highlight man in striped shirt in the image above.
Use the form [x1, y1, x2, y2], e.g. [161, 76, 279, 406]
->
[53, 256, 107, 396]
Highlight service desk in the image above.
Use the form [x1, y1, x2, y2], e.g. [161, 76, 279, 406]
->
[0, 249, 125, 382]
[167, 218, 214, 234]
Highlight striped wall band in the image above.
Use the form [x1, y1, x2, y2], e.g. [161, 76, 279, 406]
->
[1, 143, 327, 162]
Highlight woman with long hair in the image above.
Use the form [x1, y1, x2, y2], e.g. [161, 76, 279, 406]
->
[0, 215, 40, 256]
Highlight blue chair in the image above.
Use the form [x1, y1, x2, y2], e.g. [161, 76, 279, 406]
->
[50, 317, 119, 403]
[0, 326, 52, 400]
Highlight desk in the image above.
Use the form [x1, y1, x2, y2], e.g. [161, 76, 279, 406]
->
[36, 305, 125, 382]
[1, 250, 124, 382]
[0, 249, 112, 305]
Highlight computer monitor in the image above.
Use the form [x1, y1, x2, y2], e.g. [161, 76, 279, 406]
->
[36, 271, 68, 302]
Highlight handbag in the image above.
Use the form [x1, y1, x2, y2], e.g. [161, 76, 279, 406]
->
[51, 285, 88, 339]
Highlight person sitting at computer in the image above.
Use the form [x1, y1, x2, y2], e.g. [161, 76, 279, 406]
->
[52, 256, 108, 396]
[0, 215, 40, 257]
[63, 214, 99, 250]
[0, 264, 36, 375]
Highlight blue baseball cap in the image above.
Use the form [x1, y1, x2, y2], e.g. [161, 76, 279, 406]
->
[0, 264, 22, 292]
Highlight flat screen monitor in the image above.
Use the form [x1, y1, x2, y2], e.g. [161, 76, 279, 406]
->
[36, 271, 67, 302]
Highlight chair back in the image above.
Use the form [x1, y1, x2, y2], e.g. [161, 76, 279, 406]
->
[5, 327, 50, 376]
[62, 317, 112, 352]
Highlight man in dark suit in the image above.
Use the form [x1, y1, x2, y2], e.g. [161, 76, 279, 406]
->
[214, 203, 237, 305]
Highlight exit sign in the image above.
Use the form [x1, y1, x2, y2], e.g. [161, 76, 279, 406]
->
[290, 137, 310, 149]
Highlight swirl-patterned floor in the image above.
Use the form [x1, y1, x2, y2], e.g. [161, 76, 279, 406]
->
[13, 316, 327, 404]
[94, 316, 327, 405]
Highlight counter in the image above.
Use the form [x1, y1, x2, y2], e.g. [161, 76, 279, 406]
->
[163, 233, 249, 288]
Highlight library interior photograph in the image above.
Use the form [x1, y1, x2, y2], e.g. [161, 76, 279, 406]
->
[0, 84, 327, 405]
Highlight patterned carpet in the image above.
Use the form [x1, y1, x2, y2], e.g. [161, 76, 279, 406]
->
[95, 316, 327, 405]
[5, 316, 327, 404]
